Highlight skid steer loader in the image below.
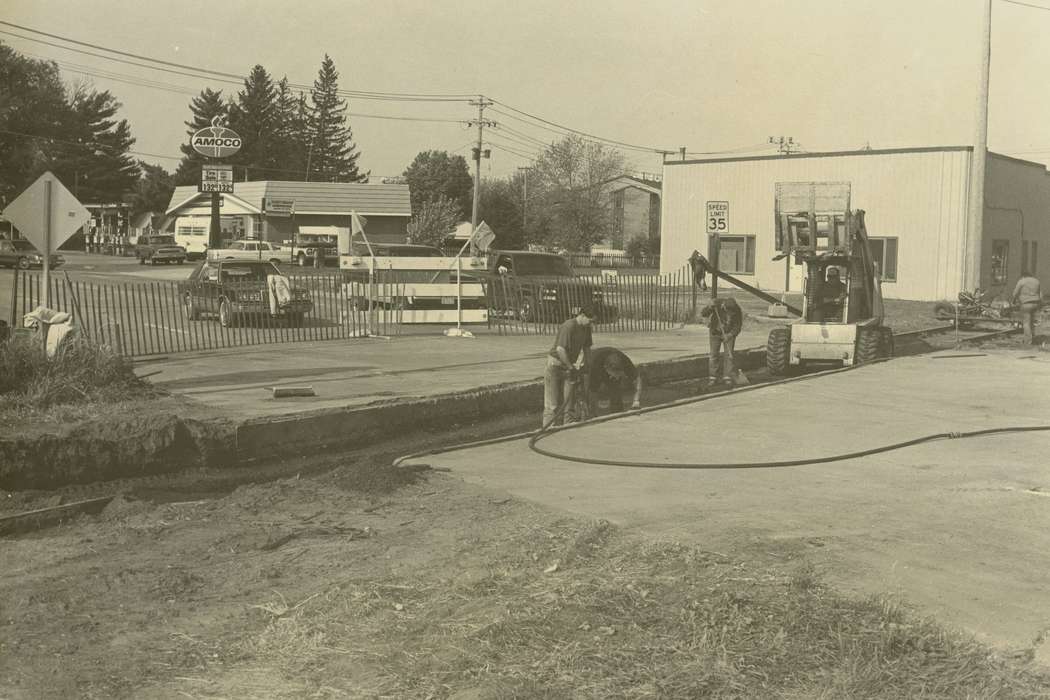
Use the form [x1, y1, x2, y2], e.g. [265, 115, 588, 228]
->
[764, 182, 892, 374]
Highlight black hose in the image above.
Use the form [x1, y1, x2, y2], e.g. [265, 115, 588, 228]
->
[528, 424, 1050, 470]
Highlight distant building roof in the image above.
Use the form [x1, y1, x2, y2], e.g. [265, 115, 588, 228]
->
[602, 175, 662, 196]
[166, 181, 412, 217]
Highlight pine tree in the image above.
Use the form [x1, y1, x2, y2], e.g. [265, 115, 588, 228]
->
[307, 55, 365, 182]
[227, 65, 278, 181]
[174, 88, 227, 185]
[274, 77, 308, 180]
[57, 88, 139, 202]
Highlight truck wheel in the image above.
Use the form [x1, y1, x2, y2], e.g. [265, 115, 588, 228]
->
[879, 326, 895, 358]
[184, 294, 199, 320]
[855, 327, 881, 364]
[138, 256, 145, 265]
[219, 300, 236, 328]
[766, 327, 791, 376]
[16, 257, 30, 270]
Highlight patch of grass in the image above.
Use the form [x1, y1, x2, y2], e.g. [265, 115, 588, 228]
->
[0, 332, 159, 418]
[239, 519, 1050, 698]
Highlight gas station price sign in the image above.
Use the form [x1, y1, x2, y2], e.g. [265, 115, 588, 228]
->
[200, 164, 234, 194]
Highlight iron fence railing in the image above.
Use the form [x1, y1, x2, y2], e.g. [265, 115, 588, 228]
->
[12, 270, 403, 358]
[486, 264, 696, 335]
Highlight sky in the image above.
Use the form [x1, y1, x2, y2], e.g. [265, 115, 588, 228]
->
[3, 0, 1050, 181]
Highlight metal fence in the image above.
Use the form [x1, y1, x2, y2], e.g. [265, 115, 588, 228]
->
[12, 270, 404, 358]
[486, 264, 696, 335]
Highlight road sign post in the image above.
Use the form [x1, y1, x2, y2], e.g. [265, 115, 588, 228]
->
[3, 171, 91, 309]
[706, 201, 728, 299]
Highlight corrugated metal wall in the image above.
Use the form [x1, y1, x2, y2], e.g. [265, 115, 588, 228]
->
[660, 149, 973, 301]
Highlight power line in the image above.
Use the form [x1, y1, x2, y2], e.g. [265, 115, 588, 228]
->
[999, 0, 1050, 11]
[0, 20, 476, 101]
[489, 104, 670, 154]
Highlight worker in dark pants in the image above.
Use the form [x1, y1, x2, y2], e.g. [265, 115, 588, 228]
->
[543, 306, 594, 428]
[585, 347, 644, 418]
[701, 297, 743, 386]
[313, 244, 325, 269]
[1012, 268, 1043, 345]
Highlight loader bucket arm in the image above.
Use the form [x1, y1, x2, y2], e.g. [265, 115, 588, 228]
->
[689, 251, 802, 317]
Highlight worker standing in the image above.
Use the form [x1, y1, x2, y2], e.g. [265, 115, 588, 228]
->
[700, 297, 743, 386]
[543, 306, 595, 428]
[585, 347, 644, 417]
[1011, 268, 1042, 345]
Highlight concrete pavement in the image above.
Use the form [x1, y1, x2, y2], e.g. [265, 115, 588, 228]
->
[148, 325, 772, 419]
[404, 351, 1050, 655]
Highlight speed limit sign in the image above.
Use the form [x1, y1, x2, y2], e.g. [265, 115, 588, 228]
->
[706, 201, 728, 235]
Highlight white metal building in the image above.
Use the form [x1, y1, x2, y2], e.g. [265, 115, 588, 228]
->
[660, 147, 1050, 301]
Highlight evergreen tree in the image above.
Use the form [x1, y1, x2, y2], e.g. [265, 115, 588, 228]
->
[128, 161, 175, 219]
[273, 77, 308, 180]
[227, 65, 279, 181]
[58, 87, 139, 202]
[307, 55, 365, 182]
[174, 88, 227, 185]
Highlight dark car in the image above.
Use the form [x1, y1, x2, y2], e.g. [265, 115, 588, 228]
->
[136, 234, 187, 265]
[485, 250, 612, 323]
[0, 239, 64, 270]
[178, 259, 313, 327]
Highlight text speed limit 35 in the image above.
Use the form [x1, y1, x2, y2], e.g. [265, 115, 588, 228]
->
[706, 201, 728, 235]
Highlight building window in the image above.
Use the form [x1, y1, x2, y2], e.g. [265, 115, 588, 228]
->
[1022, 240, 1038, 274]
[867, 237, 899, 282]
[710, 235, 756, 274]
[991, 239, 1009, 285]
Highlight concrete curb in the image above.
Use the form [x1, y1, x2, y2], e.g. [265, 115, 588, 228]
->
[235, 347, 769, 461]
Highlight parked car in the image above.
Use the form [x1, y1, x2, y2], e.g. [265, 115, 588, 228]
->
[484, 250, 614, 323]
[0, 239, 64, 269]
[208, 240, 284, 264]
[178, 259, 313, 327]
[135, 234, 187, 265]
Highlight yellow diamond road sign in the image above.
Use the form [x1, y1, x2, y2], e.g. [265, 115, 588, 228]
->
[2, 171, 91, 253]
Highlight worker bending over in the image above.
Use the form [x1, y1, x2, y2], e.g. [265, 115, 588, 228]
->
[585, 347, 644, 417]
[543, 306, 594, 428]
[700, 297, 743, 385]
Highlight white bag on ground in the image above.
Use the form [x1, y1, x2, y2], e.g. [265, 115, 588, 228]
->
[267, 275, 292, 315]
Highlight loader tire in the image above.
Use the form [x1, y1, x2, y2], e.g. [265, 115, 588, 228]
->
[855, 327, 881, 364]
[933, 302, 955, 319]
[879, 326, 895, 358]
[766, 327, 792, 376]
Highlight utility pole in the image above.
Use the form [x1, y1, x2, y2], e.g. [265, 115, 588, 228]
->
[467, 96, 495, 232]
[679, 146, 686, 161]
[965, 0, 992, 290]
[768, 136, 799, 154]
[517, 166, 531, 231]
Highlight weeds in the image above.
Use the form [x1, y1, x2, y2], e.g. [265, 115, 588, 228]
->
[0, 332, 158, 417]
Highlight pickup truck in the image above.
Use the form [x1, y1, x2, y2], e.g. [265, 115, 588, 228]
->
[135, 234, 187, 265]
[485, 250, 612, 323]
[178, 259, 313, 327]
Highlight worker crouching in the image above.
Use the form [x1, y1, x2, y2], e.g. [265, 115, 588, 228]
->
[543, 306, 594, 428]
[585, 347, 644, 417]
[701, 297, 743, 385]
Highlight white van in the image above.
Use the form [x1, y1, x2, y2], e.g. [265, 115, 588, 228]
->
[173, 217, 209, 260]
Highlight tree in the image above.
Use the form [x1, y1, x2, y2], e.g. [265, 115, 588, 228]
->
[406, 195, 460, 247]
[273, 77, 308, 180]
[529, 135, 625, 251]
[0, 43, 75, 206]
[58, 86, 139, 202]
[403, 150, 473, 216]
[307, 55, 365, 182]
[127, 161, 175, 219]
[174, 88, 227, 185]
[227, 64, 280, 181]
[478, 176, 525, 250]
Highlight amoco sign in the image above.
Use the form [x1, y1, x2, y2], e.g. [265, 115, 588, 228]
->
[191, 116, 242, 158]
